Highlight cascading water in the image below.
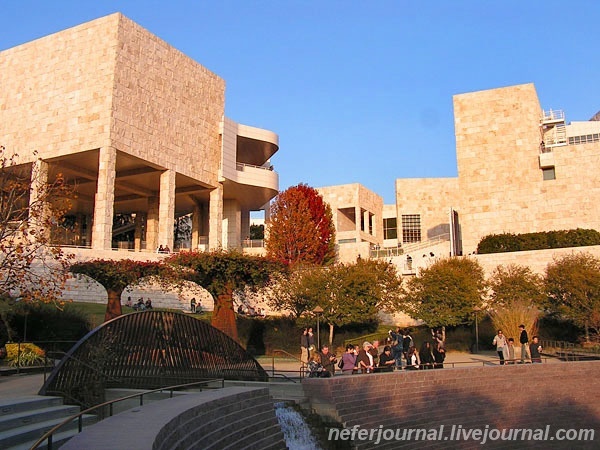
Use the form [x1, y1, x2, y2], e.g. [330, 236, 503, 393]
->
[275, 401, 323, 450]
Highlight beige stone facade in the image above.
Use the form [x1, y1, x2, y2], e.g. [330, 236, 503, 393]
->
[1, 13, 279, 254]
[393, 83, 600, 257]
[317, 183, 383, 263]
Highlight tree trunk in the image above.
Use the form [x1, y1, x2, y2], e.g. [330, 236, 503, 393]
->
[328, 323, 334, 346]
[105, 290, 123, 322]
[211, 290, 239, 342]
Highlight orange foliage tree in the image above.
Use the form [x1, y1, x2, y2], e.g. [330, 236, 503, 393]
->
[265, 184, 336, 266]
[0, 146, 73, 305]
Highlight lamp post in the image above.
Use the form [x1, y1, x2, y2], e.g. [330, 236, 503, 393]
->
[473, 306, 481, 353]
[312, 306, 324, 351]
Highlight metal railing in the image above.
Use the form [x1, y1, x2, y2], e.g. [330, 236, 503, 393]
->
[541, 340, 600, 361]
[271, 349, 307, 380]
[30, 378, 225, 450]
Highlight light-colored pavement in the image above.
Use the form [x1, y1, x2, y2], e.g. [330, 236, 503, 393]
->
[0, 372, 46, 399]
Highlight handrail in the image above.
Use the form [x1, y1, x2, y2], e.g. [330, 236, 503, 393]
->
[271, 349, 307, 379]
[30, 378, 225, 450]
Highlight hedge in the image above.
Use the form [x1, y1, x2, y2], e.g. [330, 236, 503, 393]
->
[476, 228, 600, 254]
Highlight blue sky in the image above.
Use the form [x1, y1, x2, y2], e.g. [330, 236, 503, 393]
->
[2, 1, 599, 204]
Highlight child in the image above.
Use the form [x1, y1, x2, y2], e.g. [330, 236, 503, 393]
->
[506, 338, 516, 364]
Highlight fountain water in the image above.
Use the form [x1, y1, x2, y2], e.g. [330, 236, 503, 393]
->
[274, 401, 323, 450]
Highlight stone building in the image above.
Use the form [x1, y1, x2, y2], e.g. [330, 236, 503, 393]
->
[0, 13, 279, 255]
[394, 83, 600, 260]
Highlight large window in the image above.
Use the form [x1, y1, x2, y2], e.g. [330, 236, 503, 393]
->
[402, 214, 421, 243]
[383, 218, 397, 240]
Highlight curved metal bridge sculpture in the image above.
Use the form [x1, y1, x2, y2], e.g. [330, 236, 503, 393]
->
[39, 310, 268, 406]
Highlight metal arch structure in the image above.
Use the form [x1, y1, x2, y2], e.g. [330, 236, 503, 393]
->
[39, 310, 268, 406]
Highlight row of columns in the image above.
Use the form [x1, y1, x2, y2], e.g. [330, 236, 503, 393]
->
[33, 147, 223, 252]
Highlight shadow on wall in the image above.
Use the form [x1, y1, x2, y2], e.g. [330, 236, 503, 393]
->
[427, 223, 450, 240]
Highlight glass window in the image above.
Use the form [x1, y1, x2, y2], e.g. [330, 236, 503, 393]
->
[383, 218, 397, 240]
[543, 168, 556, 180]
[401, 214, 421, 243]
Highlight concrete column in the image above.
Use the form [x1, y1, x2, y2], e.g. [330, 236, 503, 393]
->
[134, 212, 143, 251]
[241, 209, 250, 243]
[158, 169, 176, 251]
[147, 197, 159, 252]
[191, 204, 201, 250]
[29, 159, 50, 240]
[91, 147, 116, 250]
[209, 184, 223, 250]
[223, 199, 241, 249]
[355, 206, 361, 233]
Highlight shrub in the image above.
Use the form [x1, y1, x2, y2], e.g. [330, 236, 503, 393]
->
[5, 342, 45, 366]
[477, 229, 600, 254]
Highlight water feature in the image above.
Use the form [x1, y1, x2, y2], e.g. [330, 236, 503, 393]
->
[275, 401, 323, 450]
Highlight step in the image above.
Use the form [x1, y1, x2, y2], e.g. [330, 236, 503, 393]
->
[0, 413, 98, 449]
[0, 397, 64, 418]
[0, 404, 81, 432]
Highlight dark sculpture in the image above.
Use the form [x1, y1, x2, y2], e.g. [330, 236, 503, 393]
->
[39, 310, 268, 407]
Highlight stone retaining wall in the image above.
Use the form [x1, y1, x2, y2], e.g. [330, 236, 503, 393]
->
[303, 362, 600, 449]
[61, 387, 287, 450]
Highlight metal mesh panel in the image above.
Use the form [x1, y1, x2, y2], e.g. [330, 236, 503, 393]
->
[39, 311, 267, 406]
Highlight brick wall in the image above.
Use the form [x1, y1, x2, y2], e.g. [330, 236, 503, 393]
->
[303, 362, 600, 449]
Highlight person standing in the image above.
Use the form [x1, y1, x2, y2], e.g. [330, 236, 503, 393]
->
[419, 341, 435, 369]
[319, 345, 337, 376]
[340, 344, 357, 375]
[190, 298, 196, 313]
[357, 342, 375, 373]
[519, 324, 529, 363]
[530, 336, 543, 363]
[300, 328, 310, 364]
[389, 327, 404, 369]
[492, 330, 507, 365]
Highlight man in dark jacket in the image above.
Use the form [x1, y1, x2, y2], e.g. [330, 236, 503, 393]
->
[519, 324, 529, 363]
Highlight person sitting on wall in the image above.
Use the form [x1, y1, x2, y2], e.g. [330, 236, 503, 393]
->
[145, 299, 153, 309]
[157, 245, 165, 253]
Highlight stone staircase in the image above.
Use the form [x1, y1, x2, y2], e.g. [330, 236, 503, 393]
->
[0, 395, 97, 449]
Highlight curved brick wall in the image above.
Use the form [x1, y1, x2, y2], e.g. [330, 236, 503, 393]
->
[303, 362, 600, 449]
[61, 387, 287, 450]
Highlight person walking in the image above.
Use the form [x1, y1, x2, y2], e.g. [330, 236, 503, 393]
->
[492, 330, 508, 365]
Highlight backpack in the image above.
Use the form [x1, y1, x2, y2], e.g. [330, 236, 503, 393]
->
[337, 358, 344, 369]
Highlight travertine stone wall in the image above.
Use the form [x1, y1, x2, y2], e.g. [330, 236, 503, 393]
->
[92, 146, 117, 249]
[318, 183, 383, 245]
[395, 177, 459, 243]
[0, 14, 118, 159]
[454, 84, 543, 253]
[110, 14, 225, 184]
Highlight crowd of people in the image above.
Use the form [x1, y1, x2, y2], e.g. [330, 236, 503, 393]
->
[304, 327, 447, 377]
[492, 325, 543, 365]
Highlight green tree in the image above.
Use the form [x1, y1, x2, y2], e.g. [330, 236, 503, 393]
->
[487, 264, 544, 342]
[545, 252, 600, 342]
[404, 257, 486, 334]
[267, 259, 404, 345]
[166, 250, 286, 341]
[69, 259, 166, 322]
[266, 184, 336, 266]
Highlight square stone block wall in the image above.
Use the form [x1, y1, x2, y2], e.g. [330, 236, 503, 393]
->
[395, 177, 459, 241]
[0, 14, 118, 160]
[111, 15, 225, 185]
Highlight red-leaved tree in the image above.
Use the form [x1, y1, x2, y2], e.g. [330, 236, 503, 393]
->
[266, 184, 336, 266]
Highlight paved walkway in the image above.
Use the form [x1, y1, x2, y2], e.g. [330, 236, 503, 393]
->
[0, 351, 561, 401]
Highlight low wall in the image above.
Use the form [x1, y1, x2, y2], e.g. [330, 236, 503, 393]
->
[61, 387, 287, 450]
[303, 362, 600, 449]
